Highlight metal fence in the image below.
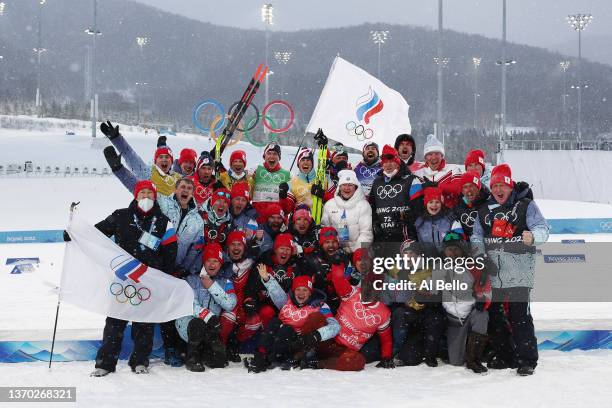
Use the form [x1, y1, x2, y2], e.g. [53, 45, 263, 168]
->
[0, 162, 112, 178]
[501, 139, 612, 151]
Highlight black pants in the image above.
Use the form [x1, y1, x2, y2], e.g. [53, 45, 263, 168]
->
[95, 317, 153, 371]
[258, 317, 299, 362]
[187, 318, 226, 368]
[488, 287, 538, 367]
[160, 320, 185, 353]
[396, 304, 447, 365]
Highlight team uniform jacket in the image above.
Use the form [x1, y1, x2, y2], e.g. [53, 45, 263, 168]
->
[413, 160, 463, 208]
[354, 160, 381, 198]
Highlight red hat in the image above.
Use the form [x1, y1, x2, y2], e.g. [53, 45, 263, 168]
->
[203, 243, 224, 264]
[230, 150, 247, 166]
[292, 208, 312, 223]
[230, 182, 250, 201]
[226, 230, 246, 248]
[423, 187, 443, 204]
[134, 180, 157, 200]
[178, 148, 197, 165]
[211, 188, 231, 207]
[319, 226, 339, 246]
[154, 146, 173, 163]
[464, 149, 486, 172]
[292, 275, 313, 292]
[274, 233, 293, 251]
[352, 248, 369, 265]
[266, 203, 285, 222]
[380, 144, 401, 167]
[460, 171, 482, 190]
[490, 164, 514, 188]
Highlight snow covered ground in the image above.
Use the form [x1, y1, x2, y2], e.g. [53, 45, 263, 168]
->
[1, 118, 611, 407]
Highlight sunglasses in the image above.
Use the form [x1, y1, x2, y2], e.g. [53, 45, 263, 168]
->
[320, 229, 338, 238]
[214, 191, 230, 199]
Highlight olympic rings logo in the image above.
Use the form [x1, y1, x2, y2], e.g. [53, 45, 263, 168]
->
[353, 302, 381, 327]
[207, 229, 226, 242]
[109, 282, 151, 306]
[357, 165, 380, 179]
[257, 168, 285, 184]
[376, 184, 403, 199]
[281, 305, 308, 321]
[193, 99, 226, 133]
[484, 210, 518, 226]
[460, 211, 478, 228]
[346, 121, 374, 142]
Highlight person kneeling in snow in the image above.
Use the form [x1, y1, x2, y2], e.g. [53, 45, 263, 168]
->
[245, 270, 340, 372]
[176, 243, 237, 372]
[432, 232, 491, 373]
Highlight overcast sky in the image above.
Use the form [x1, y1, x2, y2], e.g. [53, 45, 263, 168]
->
[133, 0, 611, 51]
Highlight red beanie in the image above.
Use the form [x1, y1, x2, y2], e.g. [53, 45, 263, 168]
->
[211, 188, 231, 207]
[464, 149, 486, 172]
[490, 164, 514, 188]
[292, 275, 313, 292]
[352, 248, 369, 265]
[292, 208, 312, 223]
[266, 203, 285, 221]
[423, 187, 443, 204]
[178, 148, 197, 165]
[381, 144, 401, 167]
[319, 226, 339, 246]
[134, 180, 157, 200]
[226, 230, 246, 248]
[230, 150, 247, 166]
[154, 146, 173, 163]
[274, 233, 293, 251]
[230, 182, 250, 201]
[203, 243, 224, 264]
[460, 171, 482, 190]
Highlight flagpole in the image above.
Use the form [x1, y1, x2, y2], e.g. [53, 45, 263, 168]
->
[49, 201, 80, 369]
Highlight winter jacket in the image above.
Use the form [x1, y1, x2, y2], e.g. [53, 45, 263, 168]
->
[230, 205, 259, 235]
[156, 195, 204, 274]
[252, 164, 293, 221]
[289, 168, 316, 208]
[199, 198, 232, 245]
[431, 265, 492, 321]
[175, 273, 237, 342]
[321, 185, 373, 252]
[218, 169, 254, 192]
[370, 171, 424, 242]
[471, 190, 549, 289]
[95, 200, 177, 274]
[414, 160, 463, 208]
[452, 186, 490, 238]
[354, 160, 381, 198]
[110, 134, 181, 196]
[243, 250, 296, 310]
[287, 222, 319, 255]
[415, 212, 464, 254]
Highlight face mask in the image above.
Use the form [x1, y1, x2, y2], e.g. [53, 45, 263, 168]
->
[137, 198, 154, 212]
[383, 169, 398, 178]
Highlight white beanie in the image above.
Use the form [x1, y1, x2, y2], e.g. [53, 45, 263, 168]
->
[423, 134, 445, 157]
[337, 169, 359, 187]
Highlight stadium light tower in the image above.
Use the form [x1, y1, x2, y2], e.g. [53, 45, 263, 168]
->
[435, 0, 445, 141]
[370, 30, 389, 79]
[261, 3, 273, 135]
[472, 57, 481, 129]
[567, 13, 593, 143]
[560, 61, 570, 129]
[0, 3, 5, 16]
[34, 0, 47, 118]
[85, 0, 102, 138]
[136, 36, 148, 56]
[274, 51, 291, 97]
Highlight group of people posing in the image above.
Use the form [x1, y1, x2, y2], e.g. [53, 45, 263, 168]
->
[83, 120, 549, 377]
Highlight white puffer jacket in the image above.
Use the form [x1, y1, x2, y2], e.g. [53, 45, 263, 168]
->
[321, 170, 373, 251]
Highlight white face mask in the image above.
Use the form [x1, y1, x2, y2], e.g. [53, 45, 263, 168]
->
[383, 169, 398, 178]
[137, 198, 154, 212]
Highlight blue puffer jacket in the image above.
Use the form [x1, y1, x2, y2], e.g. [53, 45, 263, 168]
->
[157, 195, 204, 274]
[175, 273, 237, 342]
[231, 206, 259, 234]
[415, 212, 464, 255]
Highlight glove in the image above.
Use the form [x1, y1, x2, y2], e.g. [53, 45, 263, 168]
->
[213, 180, 224, 190]
[103, 146, 123, 172]
[214, 161, 226, 174]
[421, 178, 438, 189]
[63, 230, 71, 242]
[292, 331, 321, 351]
[243, 299, 257, 316]
[156, 136, 167, 147]
[314, 128, 328, 148]
[278, 182, 289, 199]
[376, 358, 396, 369]
[173, 267, 190, 279]
[311, 183, 325, 199]
[100, 120, 120, 140]
[329, 252, 344, 266]
[206, 314, 221, 333]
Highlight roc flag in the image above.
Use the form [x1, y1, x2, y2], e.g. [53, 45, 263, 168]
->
[306, 56, 412, 151]
[60, 212, 193, 323]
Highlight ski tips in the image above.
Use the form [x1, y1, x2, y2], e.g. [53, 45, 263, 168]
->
[253, 63, 263, 80]
[259, 66, 269, 83]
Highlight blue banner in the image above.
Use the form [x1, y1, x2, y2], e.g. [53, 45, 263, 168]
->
[543, 254, 586, 263]
[0, 230, 64, 244]
[548, 218, 612, 234]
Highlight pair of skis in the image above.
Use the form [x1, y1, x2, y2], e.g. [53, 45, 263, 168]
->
[311, 129, 329, 225]
[214, 64, 269, 163]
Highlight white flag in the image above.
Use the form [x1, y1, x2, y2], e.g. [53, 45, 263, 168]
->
[306, 56, 412, 151]
[60, 212, 194, 323]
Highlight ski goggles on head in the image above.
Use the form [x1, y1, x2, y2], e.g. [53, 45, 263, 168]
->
[214, 191, 231, 200]
[320, 229, 338, 239]
[443, 232, 463, 242]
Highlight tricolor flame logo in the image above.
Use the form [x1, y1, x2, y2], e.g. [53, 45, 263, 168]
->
[110, 254, 148, 283]
[356, 87, 384, 124]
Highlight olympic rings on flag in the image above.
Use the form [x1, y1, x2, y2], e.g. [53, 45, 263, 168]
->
[262, 100, 295, 133]
[228, 101, 260, 132]
[244, 114, 279, 147]
[109, 282, 151, 306]
[193, 99, 226, 133]
[209, 115, 244, 147]
[346, 121, 374, 141]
